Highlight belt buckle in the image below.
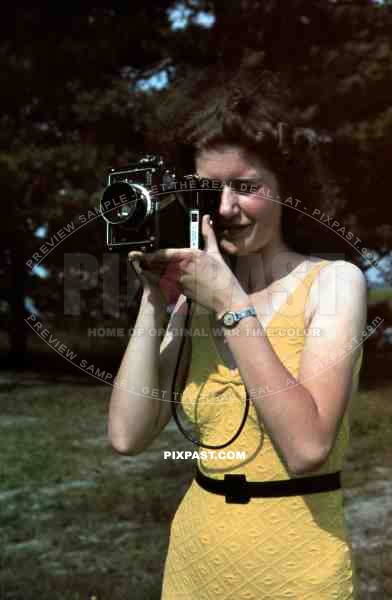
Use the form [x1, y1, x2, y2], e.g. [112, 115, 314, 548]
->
[224, 473, 251, 504]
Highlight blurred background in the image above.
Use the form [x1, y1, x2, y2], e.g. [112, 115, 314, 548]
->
[1, 3, 392, 599]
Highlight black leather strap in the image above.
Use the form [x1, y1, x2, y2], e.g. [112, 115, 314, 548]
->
[195, 466, 341, 504]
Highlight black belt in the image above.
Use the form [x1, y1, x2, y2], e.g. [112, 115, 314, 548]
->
[195, 466, 341, 504]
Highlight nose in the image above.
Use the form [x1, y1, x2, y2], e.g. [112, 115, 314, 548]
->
[218, 184, 240, 219]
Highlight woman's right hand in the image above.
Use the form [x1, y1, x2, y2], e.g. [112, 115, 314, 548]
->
[128, 250, 181, 309]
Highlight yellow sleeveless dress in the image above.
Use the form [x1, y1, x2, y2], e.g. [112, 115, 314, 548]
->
[161, 260, 363, 600]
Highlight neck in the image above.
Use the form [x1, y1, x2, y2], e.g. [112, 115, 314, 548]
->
[225, 241, 304, 294]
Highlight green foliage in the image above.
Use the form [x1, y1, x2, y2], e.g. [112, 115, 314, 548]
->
[2, 2, 392, 352]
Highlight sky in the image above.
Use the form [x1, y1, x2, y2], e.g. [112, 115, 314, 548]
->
[136, 3, 215, 91]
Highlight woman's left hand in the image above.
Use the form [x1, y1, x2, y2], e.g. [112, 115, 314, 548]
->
[137, 214, 250, 314]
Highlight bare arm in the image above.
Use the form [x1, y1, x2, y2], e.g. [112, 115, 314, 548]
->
[150, 304, 192, 444]
[220, 260, 367, 475]
[108, 291, 192, 456]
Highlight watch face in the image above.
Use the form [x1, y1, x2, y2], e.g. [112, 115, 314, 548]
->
[223, 312, 235, 327]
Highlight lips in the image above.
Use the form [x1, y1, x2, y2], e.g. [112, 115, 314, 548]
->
[217, 223, 250, 231]
[221, 224, 251, 236]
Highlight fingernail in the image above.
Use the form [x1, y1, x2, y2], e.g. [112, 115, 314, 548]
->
[129, 251, 142, 259]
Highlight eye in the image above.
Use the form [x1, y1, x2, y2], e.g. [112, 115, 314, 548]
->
[230, 180, 264, 195]
[232, 182, 252, 195]
[197, 178, 218, 189]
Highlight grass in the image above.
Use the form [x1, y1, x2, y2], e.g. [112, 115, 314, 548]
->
[1, 380, 391, 599]
[0, 383, 194, 600]
[26, 321, 132, 357]
[368, 287, 392, 304]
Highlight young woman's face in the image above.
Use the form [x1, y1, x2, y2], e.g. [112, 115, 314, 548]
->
[195, 144, 283, 256]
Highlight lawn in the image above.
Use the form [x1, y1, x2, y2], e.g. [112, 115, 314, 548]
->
[368, 287, 392, 305]
[1, 378, 391, 599]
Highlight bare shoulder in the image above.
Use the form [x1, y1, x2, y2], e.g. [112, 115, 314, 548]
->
[306, 258, 368, 325]
[298, 260, 368, 457]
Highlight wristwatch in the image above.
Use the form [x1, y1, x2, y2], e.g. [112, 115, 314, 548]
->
[217, 306, 257, 328]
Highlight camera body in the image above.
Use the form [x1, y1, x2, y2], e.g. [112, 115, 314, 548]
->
[100, 154, 221, 252]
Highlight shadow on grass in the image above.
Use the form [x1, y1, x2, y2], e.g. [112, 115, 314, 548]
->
[1, 380, 391, 599]
[0, 381, 196, 600]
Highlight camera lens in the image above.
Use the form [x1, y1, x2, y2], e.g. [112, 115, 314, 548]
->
[100, 181, 152, 226]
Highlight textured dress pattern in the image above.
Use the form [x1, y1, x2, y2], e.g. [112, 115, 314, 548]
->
[161, 260, 363, 600]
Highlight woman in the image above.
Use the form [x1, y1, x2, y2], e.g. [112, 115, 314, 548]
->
[108, 69, 367, 599]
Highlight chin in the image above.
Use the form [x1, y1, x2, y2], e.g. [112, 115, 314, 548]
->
[219, 239, 251, 256]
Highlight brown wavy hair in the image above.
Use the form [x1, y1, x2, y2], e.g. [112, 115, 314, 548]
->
[147, 60, 355, 261]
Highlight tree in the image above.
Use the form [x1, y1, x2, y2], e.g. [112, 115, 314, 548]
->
[1, 5, 207, 362]
[2, 1, 392, 367]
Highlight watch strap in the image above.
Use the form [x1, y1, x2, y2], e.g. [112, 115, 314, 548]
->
[217, 306, 257, 328]
[216, 303, 255, 322]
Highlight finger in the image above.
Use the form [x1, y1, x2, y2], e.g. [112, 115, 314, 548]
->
[136, 267, 165, 292]
[143, 271, 163, 287]
[202, 214, 220, 254]
[129, 257, 143, 277]
[129, 251, 164, 272]
[145, 248, 192, 263]
[158, 254, 191, 289]
[128, 252, 156, 281]
[128, 250, 145, 261]
[158, 251, 195, 300]
[158, 270, 182, 304]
